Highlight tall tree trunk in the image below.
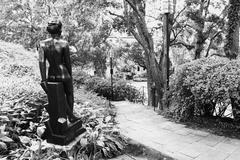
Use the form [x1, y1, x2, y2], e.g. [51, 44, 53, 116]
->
[224, 0, 240, 59]
[194, 31, 205, 59]
[225, 0, 240, 120]
[232, 22, 239, 57]
[144, 50, 164, 109]
[194, 1, 205, 59]
[147, 68, 153, 106]
[122, 0, 164, 109]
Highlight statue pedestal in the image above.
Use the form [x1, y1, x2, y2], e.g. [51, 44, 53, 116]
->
[43, 82, 85, 145]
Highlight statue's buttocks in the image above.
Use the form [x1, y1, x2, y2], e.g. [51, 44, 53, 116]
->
[40, 39, 71, 81]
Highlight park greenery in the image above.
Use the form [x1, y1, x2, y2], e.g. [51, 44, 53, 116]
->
[169, 57, 240, 120]
[73, 70, 141, 102]
[0, 41, 127, 159]
[1, 0, 240, 158]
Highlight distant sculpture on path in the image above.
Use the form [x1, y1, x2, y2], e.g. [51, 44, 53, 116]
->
[38, 19, 84, 145]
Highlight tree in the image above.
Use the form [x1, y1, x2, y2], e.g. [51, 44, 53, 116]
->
[0, 0, 47, 48]
[0, 0, 115, 77]
[110, 0, 165, 106]
[224, 0, 240, 59]
[115, 42, 146, 69]
[224, 0, 240, 120]
[170, 0, 228, 59]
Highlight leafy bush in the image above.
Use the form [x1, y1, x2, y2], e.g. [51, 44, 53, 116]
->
[77, 121, 126, 159]
[169, 57, 240, 121]
[74, 71, 141, 102]
[72, 70, 91, 85]
[113, 80, 141, 101]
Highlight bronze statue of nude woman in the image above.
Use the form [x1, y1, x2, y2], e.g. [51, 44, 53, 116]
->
[38, 20, 79, 123]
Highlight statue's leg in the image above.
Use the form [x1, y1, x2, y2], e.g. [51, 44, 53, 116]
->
[63, 79, 79, 122]
[63, 79, 74, 111]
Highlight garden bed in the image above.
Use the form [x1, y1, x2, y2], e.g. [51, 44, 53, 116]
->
[0, 41, 126, 159]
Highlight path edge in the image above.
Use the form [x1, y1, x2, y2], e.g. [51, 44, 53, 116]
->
[123, 137, 175, 160]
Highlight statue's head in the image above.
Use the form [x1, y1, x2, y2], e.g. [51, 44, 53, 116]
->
[47, 19, 62, 36]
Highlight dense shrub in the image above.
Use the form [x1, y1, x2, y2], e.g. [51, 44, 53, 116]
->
[169, 57, 240, 121]
[72, 70, 91, 85]
[73, 71, 141, 102]
[113, 80, 141, 101]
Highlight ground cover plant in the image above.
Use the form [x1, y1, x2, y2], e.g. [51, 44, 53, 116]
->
[0, 41, 126, 159]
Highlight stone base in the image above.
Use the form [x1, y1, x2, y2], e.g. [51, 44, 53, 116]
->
[44, 119, 86, 145]
[41, 82, 86, 145]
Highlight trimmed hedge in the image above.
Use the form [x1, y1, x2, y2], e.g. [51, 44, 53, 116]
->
[169, 57, 240, 121]
[73, 71, 141, 102]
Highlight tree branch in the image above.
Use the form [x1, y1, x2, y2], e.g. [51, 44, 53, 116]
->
[204, 4, 230, 37]
[210, 53, 226, 57]
[130, 28, 149, 53]
[170, 25, 185, 44]
[124, 0, 144, 21]
[172, 5, 187, 25]
[170, 41, 195, 50]
[204, 0, 211, 18]
[205, 30, 223, 57]
[108, 10, 148, 51]
[185, 23, 198, 31]
[108, 11, 125, 20]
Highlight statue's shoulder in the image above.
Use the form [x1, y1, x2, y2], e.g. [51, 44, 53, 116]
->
[39, 38, 52, 48]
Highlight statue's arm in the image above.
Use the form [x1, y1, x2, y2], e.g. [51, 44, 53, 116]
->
[63, 44, 72, 76]
[38, 44, 47, 81]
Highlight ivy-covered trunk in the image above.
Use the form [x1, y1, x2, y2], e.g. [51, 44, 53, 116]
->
[224, 0, 240, 59]
[225, 0, 240, 120]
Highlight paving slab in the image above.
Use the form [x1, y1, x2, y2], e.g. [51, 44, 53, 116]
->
[113, 101, 240, 160]
[225, 148, 240, 160]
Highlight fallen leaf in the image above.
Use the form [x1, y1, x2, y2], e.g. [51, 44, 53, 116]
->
[37, 126, 46, 137]
[102, 148, 109, 157]
[0, 124, 8, 136]
[0, 116, 9, 122]
[80, 138, 88, 146]
[29, 140, 40, 152]
[105, 116, 111, 123]
[97, 140, 105, 147]
[0, 136, 14, 142]
[19, 136, 31, 144]
[41, 140, 53, 150]
[0, 141, 7, 150]
[11, 118, 21, 123]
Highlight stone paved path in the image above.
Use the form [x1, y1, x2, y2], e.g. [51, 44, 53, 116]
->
[113, 101, 240, 160]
